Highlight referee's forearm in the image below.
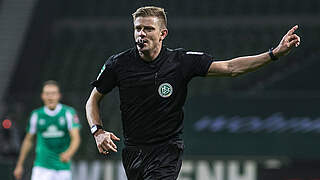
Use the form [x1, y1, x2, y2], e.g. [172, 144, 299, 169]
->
[86, 89, 104, 127]
[228, 52, 272, 76]
[86, 100, 103, 127]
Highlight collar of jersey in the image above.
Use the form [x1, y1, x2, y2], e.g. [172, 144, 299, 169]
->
[44, 103, 62, 116]
[135, 45, 166, 65]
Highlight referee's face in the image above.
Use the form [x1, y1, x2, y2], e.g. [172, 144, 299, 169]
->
[134, 16, 167, 53]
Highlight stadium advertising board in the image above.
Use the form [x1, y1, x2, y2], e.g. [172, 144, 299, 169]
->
[71, 159, 320, 180]
[183, 94, 320, 158]
[72, 160, 257, 180]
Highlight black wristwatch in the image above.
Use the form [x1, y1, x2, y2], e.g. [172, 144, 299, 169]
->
[269, 48, 278, 61]
[91, 124, 103, 136]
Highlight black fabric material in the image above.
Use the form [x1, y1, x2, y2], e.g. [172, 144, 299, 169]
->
[91, 47, 213, 145]
[122, 139, 184, 180]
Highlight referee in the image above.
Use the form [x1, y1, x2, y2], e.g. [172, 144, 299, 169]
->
[85, 6, 300, 180]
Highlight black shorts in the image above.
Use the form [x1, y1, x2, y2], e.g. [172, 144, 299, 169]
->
[122, 139, 184, 180]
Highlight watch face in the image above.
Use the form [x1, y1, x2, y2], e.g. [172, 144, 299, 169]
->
[91, 125, 98, 134]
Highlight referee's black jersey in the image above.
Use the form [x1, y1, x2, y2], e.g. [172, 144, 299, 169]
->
[92, 46, 213, 145]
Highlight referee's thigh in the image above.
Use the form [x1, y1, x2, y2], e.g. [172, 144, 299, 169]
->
[123, 140, 184, 180]
[144, 144, 183, 180]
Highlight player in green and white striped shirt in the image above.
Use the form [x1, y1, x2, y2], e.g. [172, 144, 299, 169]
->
[13, 80, 81, 180]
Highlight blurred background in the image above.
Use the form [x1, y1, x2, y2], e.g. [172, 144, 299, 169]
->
[0, 0, 320, 179]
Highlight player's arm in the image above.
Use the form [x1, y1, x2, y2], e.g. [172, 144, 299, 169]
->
[207, 25, 300, 77]
[60, 128, 81, 162]
[85, 88, 120, 155]
[13, 133, 35, 180]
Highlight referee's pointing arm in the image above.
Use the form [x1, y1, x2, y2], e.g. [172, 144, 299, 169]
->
[207, 25, 300, 77]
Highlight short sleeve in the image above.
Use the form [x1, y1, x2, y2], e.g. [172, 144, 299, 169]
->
[65, 108, 81, 130]
[180, 51, 214, 81]
[91, 55, 117, 94]
[26, 112, 38, 134]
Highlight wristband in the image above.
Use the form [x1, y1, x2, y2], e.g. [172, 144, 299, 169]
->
[91, 124, 103, 136]
[269, 48, 278, 61]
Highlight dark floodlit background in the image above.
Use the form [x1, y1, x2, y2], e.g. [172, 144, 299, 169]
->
[0, 0, 320, 180]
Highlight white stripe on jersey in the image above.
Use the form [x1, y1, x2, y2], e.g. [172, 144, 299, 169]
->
[97, 64, 106, 80]
[66, 111, 73, 130]
[29, 113, 38, 134]
[186, 51, 204, 55]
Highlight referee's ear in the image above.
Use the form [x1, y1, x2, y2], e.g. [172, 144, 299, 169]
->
[160, 29, 168, 42]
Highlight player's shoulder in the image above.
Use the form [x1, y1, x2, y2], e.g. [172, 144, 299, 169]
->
[61, 104, 76, 113]
[30, 107, 44, 115]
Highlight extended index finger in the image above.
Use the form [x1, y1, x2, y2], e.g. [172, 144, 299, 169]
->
[287, 25, 298, 36]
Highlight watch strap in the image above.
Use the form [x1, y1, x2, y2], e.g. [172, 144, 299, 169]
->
[91, 124, 103, 136]
[269, 48, 278, 61]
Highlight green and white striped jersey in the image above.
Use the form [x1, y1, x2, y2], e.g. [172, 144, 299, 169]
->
[26, 104, 80, 170]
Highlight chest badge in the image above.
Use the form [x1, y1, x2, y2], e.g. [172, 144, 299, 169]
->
[59, 117, 65, 126]
[158, 83, 173, 98]
[39, 119, 45, 125]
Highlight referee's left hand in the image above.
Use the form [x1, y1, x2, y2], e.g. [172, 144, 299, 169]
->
[94, 129, 120, 155]
[273, 25, 301, 58]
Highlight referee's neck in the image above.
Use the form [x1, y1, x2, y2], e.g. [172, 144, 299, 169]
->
[139, 44, 162, 62]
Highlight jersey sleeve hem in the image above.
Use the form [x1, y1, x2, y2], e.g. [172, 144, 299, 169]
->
[202, 59, 214, 76]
